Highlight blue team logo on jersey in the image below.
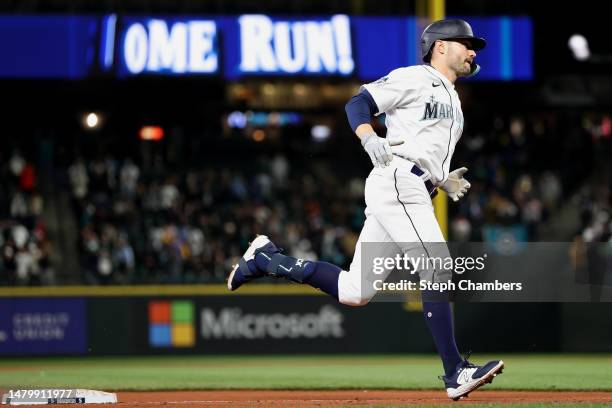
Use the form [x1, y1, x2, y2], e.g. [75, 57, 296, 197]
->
[421, 95, 463, 126]
[372, 75, 389, 85]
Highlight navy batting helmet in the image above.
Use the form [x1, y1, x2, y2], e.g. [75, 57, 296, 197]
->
[420, 19, 486, 63]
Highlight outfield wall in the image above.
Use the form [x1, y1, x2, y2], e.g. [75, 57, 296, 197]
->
[0, 286, 611, 355]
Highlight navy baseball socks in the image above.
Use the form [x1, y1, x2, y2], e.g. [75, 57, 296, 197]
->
[254, 252, 341, 299]
[421, 294, 462, 377]
[227, 235, 341, 299]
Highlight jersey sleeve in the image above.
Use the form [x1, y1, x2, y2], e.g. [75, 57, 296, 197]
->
[360, 68, 420, 115]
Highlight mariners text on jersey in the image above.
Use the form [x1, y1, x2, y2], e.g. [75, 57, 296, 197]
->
[421, 95, 464, 126]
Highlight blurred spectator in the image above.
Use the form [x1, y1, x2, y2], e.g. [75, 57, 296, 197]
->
[69, 158, 89, 200]
[579, 185, 611, 243]
[120, 159, 140, 197]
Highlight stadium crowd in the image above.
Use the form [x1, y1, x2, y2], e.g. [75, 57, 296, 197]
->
[2, 109, 606, 285]
[68, 149, 366, 284]
[0, 151, 54, 285]
[59, 109, 602, 284]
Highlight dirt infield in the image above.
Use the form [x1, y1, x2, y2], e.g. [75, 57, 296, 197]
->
[116, 390, 612, 407]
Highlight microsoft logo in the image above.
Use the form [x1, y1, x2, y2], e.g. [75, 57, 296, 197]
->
[148, 300, 195, 348]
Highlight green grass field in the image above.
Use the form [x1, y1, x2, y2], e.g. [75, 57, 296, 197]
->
[0, 354, 611, 392]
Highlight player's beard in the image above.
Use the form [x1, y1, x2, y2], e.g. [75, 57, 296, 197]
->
[453, 57, 472, 77]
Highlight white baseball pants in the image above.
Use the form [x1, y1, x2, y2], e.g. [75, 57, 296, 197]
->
[338, 157, 447, 306]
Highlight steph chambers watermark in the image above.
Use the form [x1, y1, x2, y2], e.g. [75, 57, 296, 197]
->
[363, 242, 612, 302]
[373, 279, 523, 292]
[371, 253, 523, 293]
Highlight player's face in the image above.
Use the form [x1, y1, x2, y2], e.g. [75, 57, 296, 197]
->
[446, 40, 477, 77]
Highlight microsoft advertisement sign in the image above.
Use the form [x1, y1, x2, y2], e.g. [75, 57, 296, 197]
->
[146, 297, 347, 352]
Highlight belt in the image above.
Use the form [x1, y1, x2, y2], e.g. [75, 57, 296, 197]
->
[410, 165, 438, 198]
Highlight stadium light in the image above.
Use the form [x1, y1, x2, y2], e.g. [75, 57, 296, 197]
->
[139, 126, 164, 141]
[311, 125, 331, 142]
[227, 111, 247, 129]
[83, 112, 101, 129]
[252, 129, 266, 142]
[568, 34, 590, 61]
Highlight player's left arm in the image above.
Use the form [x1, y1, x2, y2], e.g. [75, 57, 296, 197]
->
[441, 167, 471, 202]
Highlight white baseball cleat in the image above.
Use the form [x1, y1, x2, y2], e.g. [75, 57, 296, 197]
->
[442, 357, 504, 401]
[227, 235, 280, 291]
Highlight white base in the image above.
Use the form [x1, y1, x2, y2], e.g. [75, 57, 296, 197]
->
[76, 389, 118, 404]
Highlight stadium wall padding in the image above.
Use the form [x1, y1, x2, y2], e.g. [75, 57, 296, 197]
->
[1, 295, 611, 355]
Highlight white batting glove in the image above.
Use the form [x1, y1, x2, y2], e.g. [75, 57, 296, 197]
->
[361, 132, 393, 167]
[441, 167, 471, 202]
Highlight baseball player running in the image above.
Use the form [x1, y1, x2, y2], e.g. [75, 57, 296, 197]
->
[228, 19, 504, 400]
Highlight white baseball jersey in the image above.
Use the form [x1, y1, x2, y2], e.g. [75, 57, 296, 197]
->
[361, 64, 464, 185]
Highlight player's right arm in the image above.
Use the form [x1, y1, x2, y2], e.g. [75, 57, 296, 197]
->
[345, 68, 418, 167]
[345, 89, 392, 167]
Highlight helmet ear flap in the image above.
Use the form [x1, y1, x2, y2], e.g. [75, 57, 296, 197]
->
[466, 62, 481, 77]
[421, 39, 433, 62]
